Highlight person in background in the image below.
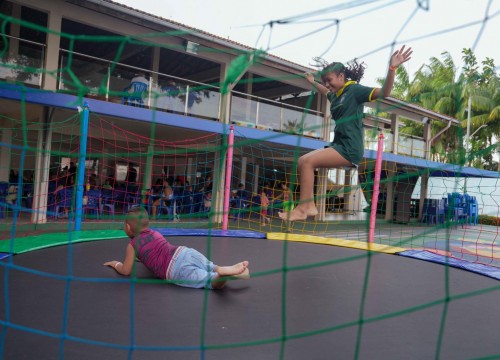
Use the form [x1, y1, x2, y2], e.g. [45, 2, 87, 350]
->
[151, 179, 173, 220]
[204, 192, 212, 213]
[274, 182, 294, 213]
[125, 163, 138, 184]
[68, 161, 77, 185]
[102, 178, 114, 190]
[260, 188, 271, 226]
[130, 73, 148, 89]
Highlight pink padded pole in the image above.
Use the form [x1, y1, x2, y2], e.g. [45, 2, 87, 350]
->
[222, 126, 235, 230]
[368, 131, 384, 243]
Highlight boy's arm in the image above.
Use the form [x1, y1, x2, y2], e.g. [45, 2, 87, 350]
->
[104, 244, 136, 276]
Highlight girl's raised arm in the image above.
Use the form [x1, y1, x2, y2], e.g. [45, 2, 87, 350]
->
[305, 72, 329, 97]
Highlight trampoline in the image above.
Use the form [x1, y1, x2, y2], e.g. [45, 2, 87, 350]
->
[1, 234, 500, 359]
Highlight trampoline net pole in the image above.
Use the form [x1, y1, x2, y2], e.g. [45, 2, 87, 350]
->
[368, 130, 384, 243]
[222, 126, 234, 230]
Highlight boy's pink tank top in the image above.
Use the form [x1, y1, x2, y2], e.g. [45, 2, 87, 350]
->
[129, 229, 178, 279]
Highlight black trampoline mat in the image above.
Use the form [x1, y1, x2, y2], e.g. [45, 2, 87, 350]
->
[1, 236, 499, 360]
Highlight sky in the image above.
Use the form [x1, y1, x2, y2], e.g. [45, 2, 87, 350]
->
[113, 0, 500, 87]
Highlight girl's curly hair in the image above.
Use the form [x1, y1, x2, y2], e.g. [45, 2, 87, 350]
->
[312, 57, 366, 83]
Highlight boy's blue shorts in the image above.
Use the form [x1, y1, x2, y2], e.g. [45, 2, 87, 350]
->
[167, 247, 217, 289]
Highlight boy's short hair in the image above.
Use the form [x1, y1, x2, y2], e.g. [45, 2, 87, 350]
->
[126, 207, 149, 231]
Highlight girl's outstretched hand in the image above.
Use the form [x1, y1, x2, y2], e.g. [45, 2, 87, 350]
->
[304, 72, 316, 84]
[390, 45, 413, 68]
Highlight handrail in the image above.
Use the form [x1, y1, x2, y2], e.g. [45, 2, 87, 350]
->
[59, 48, 324, 116]
[231, 89, 323, 115]
[1, 34, 46, 47]
[58, 48, 324, 124]
[59, 48, 220, 90]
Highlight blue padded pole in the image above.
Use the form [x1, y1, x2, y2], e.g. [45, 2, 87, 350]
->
[74, 102, 89, 231]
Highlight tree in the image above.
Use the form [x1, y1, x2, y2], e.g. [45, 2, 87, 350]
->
[461, 49, 500, 169]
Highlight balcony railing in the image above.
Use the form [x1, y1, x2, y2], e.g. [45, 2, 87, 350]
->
[59, 50, 223, 121]
[230, 91, 324, 138]
[364, 128, 425, 158]
[57, 49, 324, 138]
[0, 35, 45, 87]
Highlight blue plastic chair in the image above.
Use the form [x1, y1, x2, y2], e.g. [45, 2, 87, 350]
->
[421, 198, 441, 225]
[418, 198, 450, 226]
[447, 193, 468, 227]
[157, 196, 176, 221]
[46, 181, 57, 216]
[22, 183, 34, 212]
[0, 182, 8, 219]
[179, 190, 194, 214]
[125, 190, 142, 213]
[100, 189, 116, 219]
[83, 189, 101, 219]
[465, 195, 478, 225]
[55, 188, 74, 220]
[192, 192, 204, 214]
[122, 82, 148, 107]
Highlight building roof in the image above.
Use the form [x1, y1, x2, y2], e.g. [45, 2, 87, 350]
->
[70, 0, 314, 73]
[72, 0, 460, 125]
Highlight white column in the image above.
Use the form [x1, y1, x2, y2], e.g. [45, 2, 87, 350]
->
[391, 113, 399, 155]
[42, 9, 62, 91]
[351, 168, 361, 213]
[8, 4, 21, 58]
[143, 145, 154, 190]
[151, 47, 160, 82]
[344, 169, 351, 212]
[384, 162, 395, 221]
[245, 73, 253, 123]
[419, 122, 432, 219]
[385, 113, 399, 221]
[187, 157, 194, 185]
[252, 164, 259, 194]
[32, 108, 52, 224]
[317, 168, 328, 220]
[0, 129, 12, 182]
[240, 156, 247, 185]
[212, 63, 230, 223]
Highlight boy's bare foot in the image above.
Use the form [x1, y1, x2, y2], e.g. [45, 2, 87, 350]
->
[212, 262, 250, 289]
[216, 261, 249, 277]
[278, 207, 318, 222]
[232, 267, 250, 280]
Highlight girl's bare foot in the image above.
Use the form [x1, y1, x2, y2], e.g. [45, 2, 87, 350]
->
[278, 207, 318, 222]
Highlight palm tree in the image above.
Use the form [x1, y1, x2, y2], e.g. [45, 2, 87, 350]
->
[404, 52, 465, 162]
[461, 50, 500, 169]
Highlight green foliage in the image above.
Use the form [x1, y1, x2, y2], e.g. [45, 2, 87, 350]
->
[392, 48, 500, 166]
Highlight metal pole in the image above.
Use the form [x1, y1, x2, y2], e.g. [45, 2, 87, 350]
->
[464, 96, 471, 193]
[74, 102, 90, 231]
[368, 130, 384, 244]
[184, 85, 190, 115]
[147, 76, 153, 108]
[105, 65, 110, 101]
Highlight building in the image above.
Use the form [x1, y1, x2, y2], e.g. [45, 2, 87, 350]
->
[1, 0, 496, 225]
